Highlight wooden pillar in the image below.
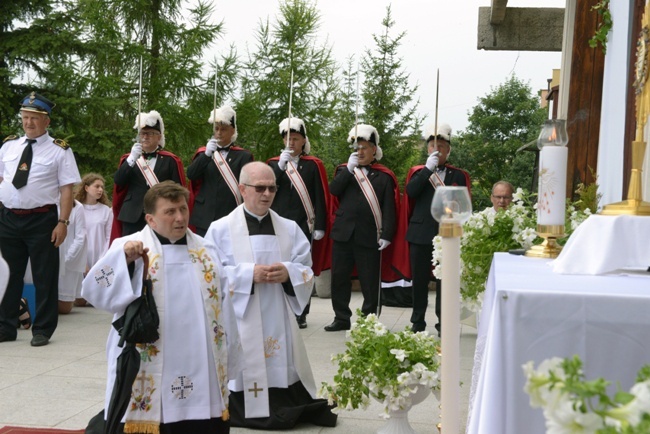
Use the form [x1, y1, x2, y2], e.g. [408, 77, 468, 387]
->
[623, 0, 646, 198]
[565, 0, 605, 199]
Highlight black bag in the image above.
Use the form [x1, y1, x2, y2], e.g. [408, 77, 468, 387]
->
[112, 253, 160, 347]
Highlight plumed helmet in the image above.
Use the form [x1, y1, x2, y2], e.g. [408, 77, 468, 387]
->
[208, 105, 238, 143]
[279, 117, 311, 154]
[348, 124, 382, 161]
[423, 123, 452, 144]
[134, 110, 165, 148]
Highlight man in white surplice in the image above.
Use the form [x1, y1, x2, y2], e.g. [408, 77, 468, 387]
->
[82, 181, 240, 434]
[204, 162, 336, 429]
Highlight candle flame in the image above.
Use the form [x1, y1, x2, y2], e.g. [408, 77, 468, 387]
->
[548, 127, 557, 142]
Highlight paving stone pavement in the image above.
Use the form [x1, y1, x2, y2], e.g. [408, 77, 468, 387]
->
[0, 290, 477, 433]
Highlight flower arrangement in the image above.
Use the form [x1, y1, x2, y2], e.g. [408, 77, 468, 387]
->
[432, 188, 539, 311]
[523, 356, 650, 433]
[317, 311, 441, 419]
[432, 186, 597, 312]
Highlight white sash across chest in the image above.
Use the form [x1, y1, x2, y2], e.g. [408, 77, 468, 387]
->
[212, 151, 243, 205]
[285, 159, 316, 233]
[353, 167, 382, 242]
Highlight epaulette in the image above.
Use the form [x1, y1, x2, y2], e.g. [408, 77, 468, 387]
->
[3, 135, 18, 143]
[53, 139, 70, 150]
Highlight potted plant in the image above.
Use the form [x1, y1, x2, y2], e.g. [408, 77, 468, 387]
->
[318, 311, 441, 432]
[523, 356, 650, 433]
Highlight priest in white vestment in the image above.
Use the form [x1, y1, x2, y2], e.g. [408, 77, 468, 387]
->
[204, 162, 337, 429]
[82, 181, 240, 434]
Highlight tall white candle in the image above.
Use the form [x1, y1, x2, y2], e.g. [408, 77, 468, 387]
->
[538, 146, 568, 226]
[440, 234, 460, 434]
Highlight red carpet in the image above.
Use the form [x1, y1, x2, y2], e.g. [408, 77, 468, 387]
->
[0, 428, 83, 434]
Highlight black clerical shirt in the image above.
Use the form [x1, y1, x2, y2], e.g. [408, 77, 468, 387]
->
[242, 210, 294, 296]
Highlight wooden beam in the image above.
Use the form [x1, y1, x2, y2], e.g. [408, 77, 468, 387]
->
[623, 0, 646, 198]
[491, 0, 509, 24]
[478, 7, 564, 52]
[565, 0, 605, 199]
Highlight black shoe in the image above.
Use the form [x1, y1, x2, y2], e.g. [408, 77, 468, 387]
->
[411, 324, 426, 333]
[30, 335, 49, 347]
[0, 333, 17, 343]
[324, 321, 350, 332]
[297, 316, 308, 329]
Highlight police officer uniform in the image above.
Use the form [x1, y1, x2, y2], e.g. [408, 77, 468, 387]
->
[0, 92, 81, 345]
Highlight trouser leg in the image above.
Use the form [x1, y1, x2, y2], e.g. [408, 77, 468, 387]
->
[28, 209, 60, 337]
[409, 243, 433, 327]
[0, 210, 29, 338]
[330, 240, 354, 324]
[355, 244, 381, 316]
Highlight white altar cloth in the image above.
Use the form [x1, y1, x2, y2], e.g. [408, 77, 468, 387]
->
[467, 253, 650, 434]
[552, 214, 650, 274]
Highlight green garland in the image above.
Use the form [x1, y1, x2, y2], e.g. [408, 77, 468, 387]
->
[589, 0, 613, 54]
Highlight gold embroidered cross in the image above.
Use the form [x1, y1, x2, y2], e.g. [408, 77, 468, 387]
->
[248, 382, 264, 398]
[135, 370, 148, 393]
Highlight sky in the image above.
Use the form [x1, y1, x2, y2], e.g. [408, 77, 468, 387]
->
[210, 0, 565, 134]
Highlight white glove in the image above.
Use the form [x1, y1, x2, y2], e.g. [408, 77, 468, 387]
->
[205, 139, 218, 157]
[425, 151, 440, 172]
[313, 230, 325, 241]
[347, 152, 359, 173]
[378, 239, 391, 251]
[278, 149, 292, 171]
[127, 143, 142, 165]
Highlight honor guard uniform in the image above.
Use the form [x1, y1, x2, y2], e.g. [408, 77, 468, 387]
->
[111, 110, 187, 240]
[188, 106, 253, 236]
[325, 125, 401, 332]
[404, 123, 470, 335]
[0, 92, 81, 346]
[267, 118, 331, 328]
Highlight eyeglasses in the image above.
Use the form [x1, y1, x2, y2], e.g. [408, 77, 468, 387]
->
[244, 184, 278, 193]
[139, 131, 161, 138]
[492, 195, 513, 201]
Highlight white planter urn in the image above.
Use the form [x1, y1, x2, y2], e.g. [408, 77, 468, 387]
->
[377, 386, 431, 434]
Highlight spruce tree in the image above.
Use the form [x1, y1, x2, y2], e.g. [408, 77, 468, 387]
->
[0, 0, 60, 137]
[237, 0, 339, 163]
[360, 5, 423, 184]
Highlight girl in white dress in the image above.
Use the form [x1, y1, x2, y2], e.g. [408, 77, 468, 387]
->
[58, 200, 87, 314]
[75, 173, 113, 306]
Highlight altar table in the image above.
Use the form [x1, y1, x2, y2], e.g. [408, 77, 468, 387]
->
[466, 253, 650, 434]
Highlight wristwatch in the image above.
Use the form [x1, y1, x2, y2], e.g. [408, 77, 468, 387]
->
[58, 219, 70, 226]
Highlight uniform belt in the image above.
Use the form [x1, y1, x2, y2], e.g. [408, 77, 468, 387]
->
[0, 204, 55, 215]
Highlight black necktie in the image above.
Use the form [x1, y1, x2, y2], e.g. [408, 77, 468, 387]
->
[12, 139, 36, 189]
[142, 151, 158, 160]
